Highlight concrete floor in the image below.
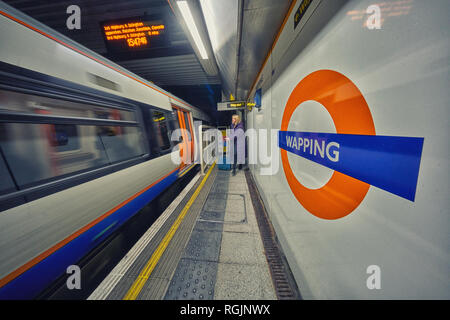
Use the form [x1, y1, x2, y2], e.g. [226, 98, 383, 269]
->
[213, 169, 276, 300]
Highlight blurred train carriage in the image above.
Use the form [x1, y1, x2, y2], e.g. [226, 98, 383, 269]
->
[0, 2, 209, 299]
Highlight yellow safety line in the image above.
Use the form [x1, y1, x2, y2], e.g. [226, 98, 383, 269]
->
[178, 163, 197, 178]
[123, 162, 216, 300]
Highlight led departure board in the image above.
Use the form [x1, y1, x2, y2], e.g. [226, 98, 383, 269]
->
[217, 101, 249, 111]
[101, 16, 168, 53]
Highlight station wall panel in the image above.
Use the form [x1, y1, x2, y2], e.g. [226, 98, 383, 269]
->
[247, 0, 450, 299]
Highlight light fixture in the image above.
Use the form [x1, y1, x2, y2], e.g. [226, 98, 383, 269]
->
[176, 1, 208, 59]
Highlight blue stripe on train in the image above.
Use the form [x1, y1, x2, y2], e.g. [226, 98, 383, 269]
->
[0, 169, 178, 299]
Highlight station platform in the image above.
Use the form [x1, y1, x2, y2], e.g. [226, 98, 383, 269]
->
[88, 164, 298, 300]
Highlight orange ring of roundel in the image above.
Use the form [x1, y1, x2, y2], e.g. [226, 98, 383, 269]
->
[280, 70, 376, 220]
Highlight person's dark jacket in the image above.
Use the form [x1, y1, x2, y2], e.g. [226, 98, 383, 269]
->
[230, 121, 245, 164]
[231, 121, 244, 132]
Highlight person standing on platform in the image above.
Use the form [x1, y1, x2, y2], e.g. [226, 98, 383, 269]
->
[230, 114, 245, 176]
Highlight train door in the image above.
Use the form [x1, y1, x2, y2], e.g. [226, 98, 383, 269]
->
[173, 107, 194, 168]
[182, 110, 195, 164]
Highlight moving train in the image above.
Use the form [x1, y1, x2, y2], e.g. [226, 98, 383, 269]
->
[0, 2, 209, 299]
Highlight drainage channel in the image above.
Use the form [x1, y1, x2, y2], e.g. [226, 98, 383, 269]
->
[245, 170, 302, 300]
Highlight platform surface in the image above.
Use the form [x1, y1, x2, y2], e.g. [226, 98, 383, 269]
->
[89, 165, 276, 300]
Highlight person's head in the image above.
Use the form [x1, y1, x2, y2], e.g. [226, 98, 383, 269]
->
[232, 114, 240, 125]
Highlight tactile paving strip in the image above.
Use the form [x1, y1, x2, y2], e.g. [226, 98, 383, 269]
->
[164, 259, 218, 300]
[195, 220, 223, 232]
[164, 172, 230, 300]
[199, 192, 247, 224]
[210, 181, 229, 193]
[183, 229, 222, 261]
[200, 210, 225, 221]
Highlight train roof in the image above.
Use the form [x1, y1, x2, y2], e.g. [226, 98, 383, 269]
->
[0, 1, 210, 120]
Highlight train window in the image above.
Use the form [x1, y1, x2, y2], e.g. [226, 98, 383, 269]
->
[0, 123, 110, 188]
[152, 110, 171, 151]
[50, 124, 80, 152]
[97, 126, 146, 163]
[0, 147, 17, 195]
[0, 90, 135, 121]
[168, 111, 181, 144]
[0, 89, 147, 195]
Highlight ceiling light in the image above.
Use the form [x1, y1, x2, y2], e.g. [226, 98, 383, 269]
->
[177, 1, 208, 59]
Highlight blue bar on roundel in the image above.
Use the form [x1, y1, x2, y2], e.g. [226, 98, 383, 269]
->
[278, 131, 424, 202]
